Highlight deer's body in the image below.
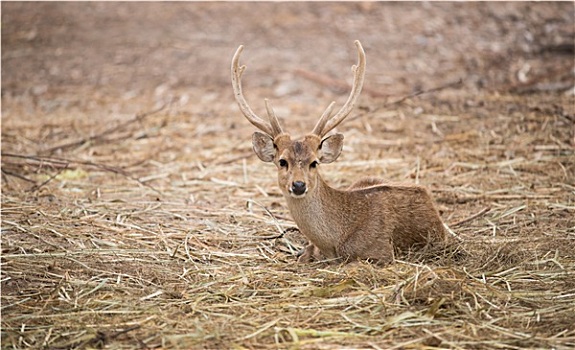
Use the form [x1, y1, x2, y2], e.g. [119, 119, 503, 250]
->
[288, 180, 446, 263]
[232, 41, 446, 264]
[276, 137, 445, 264]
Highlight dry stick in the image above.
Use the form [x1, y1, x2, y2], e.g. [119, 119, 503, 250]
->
[1, 153, 161, 194]
[1, 155, 68, 188]
[246, 199, 286, 240]
[347, 78, 464, 124]
[297, 66, 463, 121]
[28, 163, 70, 192]
[2, 154, 70, 167]
[41, 102, 169, 155]
[0, 168, 37, 184]
[105, 325, 142, 340]
[2, 102, 169, 194]
[69, 158, 162, 194]
[450, 207, 492, 228]
[389, 78, 464, 106]
[295, 68, 392, 98]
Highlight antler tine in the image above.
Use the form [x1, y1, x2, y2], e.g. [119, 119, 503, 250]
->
[231, 45, 277, 136]
[313, 40, 366, 137]
[264, 99, 284, 136]
[311, 101, 336, 136]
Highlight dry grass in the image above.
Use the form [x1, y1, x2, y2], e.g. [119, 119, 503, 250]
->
[2, 2, 574, 349]
[2, 87, 574, 349]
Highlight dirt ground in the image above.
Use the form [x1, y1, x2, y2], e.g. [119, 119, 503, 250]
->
[1, 2, 574, 349]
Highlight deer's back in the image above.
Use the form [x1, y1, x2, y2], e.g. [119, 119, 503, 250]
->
[347, 180, 446, 251]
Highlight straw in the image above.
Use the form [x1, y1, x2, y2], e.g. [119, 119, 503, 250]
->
[2, 80, 574, 350]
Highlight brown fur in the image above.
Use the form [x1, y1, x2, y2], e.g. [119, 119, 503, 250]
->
[231, 41, 446, 264]
[266, 134, 447, 264]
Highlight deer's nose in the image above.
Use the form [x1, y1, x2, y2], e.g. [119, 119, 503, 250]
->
[291, 181, 307, 196]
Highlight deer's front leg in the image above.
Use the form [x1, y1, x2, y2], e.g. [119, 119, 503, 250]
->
[297, 243, 322, 263]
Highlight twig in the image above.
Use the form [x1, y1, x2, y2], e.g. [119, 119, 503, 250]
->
[27, 163, 70, 192]
[450, 207, 492, 228]
[246, 199, 286, 239]
[41, 102, 168, 155]
[1, 168, 36, 184]
[295, 68, 392, 98]
[384, 78, 463, 107]
[1, 153, 161, 194]
[106, 325, 142, 340]
[443, 223, 463, 242]
[297, 67, 462, 112]
[346, 78, 464, 124]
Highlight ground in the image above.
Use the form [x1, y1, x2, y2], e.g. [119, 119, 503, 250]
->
[1, 2, 574, 349]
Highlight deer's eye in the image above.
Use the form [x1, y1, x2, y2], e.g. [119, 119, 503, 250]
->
[310, 160, 319, 169]
[279, 159, 288, 168]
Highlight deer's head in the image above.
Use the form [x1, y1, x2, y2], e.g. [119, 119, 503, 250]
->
[231, 41, 366, 198]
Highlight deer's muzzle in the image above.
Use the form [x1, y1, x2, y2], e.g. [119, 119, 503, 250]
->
[290, 181, 307, 197]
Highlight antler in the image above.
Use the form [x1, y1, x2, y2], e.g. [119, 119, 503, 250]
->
[231, 45, 283, 137]
[312, 40, 366, 137]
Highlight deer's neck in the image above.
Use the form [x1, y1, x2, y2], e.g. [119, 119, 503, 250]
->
[284, 175, 344, 257]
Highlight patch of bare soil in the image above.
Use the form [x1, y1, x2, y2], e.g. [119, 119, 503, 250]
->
[2, 2, 574, 349]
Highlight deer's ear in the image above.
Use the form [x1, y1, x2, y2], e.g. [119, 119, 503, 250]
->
[319, 133, 344, 164]
[252, 132, 276, 162]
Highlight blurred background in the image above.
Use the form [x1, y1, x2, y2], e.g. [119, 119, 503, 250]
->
[2, 2, 573, 124]
[2, 4, 574, 348]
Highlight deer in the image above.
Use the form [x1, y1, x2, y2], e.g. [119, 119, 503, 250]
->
[231, 41, 447, 264]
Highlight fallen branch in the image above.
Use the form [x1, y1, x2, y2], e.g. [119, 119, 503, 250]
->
[28, 163, 70, 192]
[41, 102, 168, 155]
[450, 207, 491, 228]
[1, 168, 37, 187]
[295, 68, 393, 98]
[1, 153, 160, 194]
[381, 78, 464, 107]
[346, 78, 464, 124]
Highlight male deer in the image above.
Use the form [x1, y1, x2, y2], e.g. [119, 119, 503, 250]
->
[231, 41, 446, 264]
